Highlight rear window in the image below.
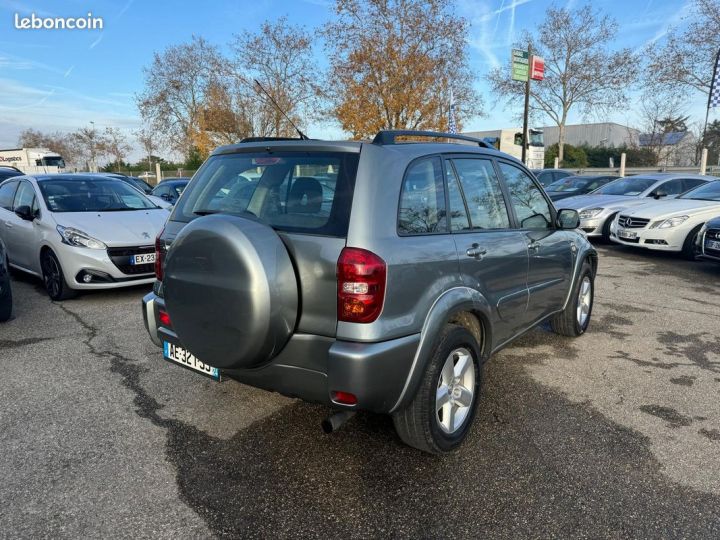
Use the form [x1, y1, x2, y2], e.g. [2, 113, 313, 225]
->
[172, 151, 359, 236]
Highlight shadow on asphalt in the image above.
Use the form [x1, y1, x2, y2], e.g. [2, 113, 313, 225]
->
[111, 338, 720, 538]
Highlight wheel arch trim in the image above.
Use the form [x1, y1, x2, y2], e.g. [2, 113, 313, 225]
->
[389, 286, 492, 413]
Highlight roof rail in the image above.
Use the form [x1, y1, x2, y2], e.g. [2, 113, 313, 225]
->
[372, 130, 493, 148]
[239, 136, 307, 143]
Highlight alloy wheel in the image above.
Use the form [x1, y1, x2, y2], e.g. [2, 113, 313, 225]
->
[42, 254, 62, 299]
[576, 276, 592, 328]
[436, 347, 475, 434]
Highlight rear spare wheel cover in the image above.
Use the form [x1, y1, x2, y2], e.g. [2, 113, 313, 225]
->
[163, 214, 298, 369]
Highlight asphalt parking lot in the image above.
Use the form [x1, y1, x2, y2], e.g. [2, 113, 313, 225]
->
[1, 244, 719, 538]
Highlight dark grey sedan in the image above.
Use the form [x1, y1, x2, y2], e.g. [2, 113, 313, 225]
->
[545, 175, 620, 202]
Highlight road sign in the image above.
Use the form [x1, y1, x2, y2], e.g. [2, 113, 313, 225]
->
[531, 56, 545, 81]
[512, 49, 529, 82]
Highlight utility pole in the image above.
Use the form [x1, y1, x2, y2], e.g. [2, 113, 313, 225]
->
[521, 44, 532, 165]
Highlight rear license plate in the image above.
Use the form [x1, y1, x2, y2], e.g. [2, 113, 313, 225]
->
[131, 253, 156, 265]
[163, 342, 220, 381]
[706, 239, 720, 251]
[618, 229, 637, 240]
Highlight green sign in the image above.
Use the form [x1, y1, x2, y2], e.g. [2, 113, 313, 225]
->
[512, 49, 529, 82]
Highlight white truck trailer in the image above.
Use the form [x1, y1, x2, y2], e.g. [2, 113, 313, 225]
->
[462, 128, 545, 169]
[0, 148, 66, 174]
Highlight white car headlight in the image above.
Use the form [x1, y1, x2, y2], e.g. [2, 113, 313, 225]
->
[655, 215, 690, 229]
[57, 225, 107, 249]
[579, 208, 603, 219]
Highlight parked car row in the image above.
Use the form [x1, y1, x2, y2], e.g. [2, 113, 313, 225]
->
[544, 172, 720, 261]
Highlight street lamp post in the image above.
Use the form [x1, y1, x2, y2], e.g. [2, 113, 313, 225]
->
[89, 121, 96, 172]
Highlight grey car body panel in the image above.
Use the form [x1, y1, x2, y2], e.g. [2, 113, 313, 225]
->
[144, 138, 597, 414]
[279, 233, 344, 337]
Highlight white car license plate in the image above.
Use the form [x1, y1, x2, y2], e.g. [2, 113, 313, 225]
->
[131, 253, 156, 265]
[706, 239, 720, 251]
[163, 342, 220, 380]
[618, 229, 637, 240]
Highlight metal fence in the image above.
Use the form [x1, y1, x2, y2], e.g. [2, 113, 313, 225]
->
[560, 166, 720, 177]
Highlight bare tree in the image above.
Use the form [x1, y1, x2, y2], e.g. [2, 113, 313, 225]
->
[134, 128, 162, 172]
[71, 126, 109, 172]
[230, 17, 320, 137]
[634, 90, 687, 163]
[17, 128, 81, 168]
[324, 0, 483, 139]
[646, 0, 720, 97]
[136, 36, 226, 157]
[487, 4, 637, 164]
[99, 127, 132, 172]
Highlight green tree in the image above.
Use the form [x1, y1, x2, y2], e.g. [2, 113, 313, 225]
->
[545, 143, 587, 168]
[702, 120, 720, 165]
[184, 146, 205, 169]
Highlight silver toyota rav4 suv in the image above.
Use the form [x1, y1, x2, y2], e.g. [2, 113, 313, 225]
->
[142, 131, 597, 454]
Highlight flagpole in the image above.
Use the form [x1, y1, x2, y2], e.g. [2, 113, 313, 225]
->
[702, 48, 720, 149]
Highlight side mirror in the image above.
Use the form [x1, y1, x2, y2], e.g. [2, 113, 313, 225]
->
[14, 205, 35, 221]
[160, 193, 172, 201]
[556, 208, 580, 230]
[652, 190, 667, 199]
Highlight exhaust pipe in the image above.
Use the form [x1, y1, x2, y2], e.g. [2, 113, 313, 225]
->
[321, 411, 356, 434]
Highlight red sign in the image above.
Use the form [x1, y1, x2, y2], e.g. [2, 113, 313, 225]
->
[531, 56, 545, 81]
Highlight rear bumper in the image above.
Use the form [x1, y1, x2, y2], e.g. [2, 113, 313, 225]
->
[141, 292, 419, 413]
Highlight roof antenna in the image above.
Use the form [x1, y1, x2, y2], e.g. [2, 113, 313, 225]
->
[253, 79, 308, 140]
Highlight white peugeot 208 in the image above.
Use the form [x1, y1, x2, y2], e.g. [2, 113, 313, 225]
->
[0, 174, 169, 300]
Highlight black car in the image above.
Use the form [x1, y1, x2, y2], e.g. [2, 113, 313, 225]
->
[102, 173, 154, 195]
[532, 168, 574, 187]
[544, 175, 620, 202]
[150, 178, 190, 204]
[698, 216, 720, 262]
[0, 237, 12, 322]
[0, 166, 24, 182]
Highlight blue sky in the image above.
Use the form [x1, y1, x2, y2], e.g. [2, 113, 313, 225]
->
[0, 0, 706, 160]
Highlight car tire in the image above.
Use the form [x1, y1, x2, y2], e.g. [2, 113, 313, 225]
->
[550, 260, 594, 337]
[0, 273, 11, 322]
[681, 224, 703, 260]
[601, 213, 617, 242]
[392, 324, 483, 454]
[41, 250, 77, 301]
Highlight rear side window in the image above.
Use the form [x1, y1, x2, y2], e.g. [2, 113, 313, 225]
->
[681, 178, 707, 192]
[173, 151, 359, 237]
[13, 181, 37, 211]
[498, 161, 553, 229]
[445, 165, 470, 231]
[657, 179, 685, 196]
[398, 157, 447, 235]
[449, 158, 510, 230]
[0, 181, 18, 210]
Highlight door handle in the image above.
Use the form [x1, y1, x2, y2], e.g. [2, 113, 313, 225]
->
[466, 244, 487, 259]
[4, 222, 12, 229]
[527, 240, 540, 253]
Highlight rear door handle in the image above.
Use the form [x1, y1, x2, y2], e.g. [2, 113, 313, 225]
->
[466, 244, 487, 259]
[4, 222, 12, 229]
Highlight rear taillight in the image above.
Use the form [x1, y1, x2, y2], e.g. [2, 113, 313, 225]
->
[337, 247, 386, 323]
[154, 228, 165, 281]
[158, 310, 172, 328]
